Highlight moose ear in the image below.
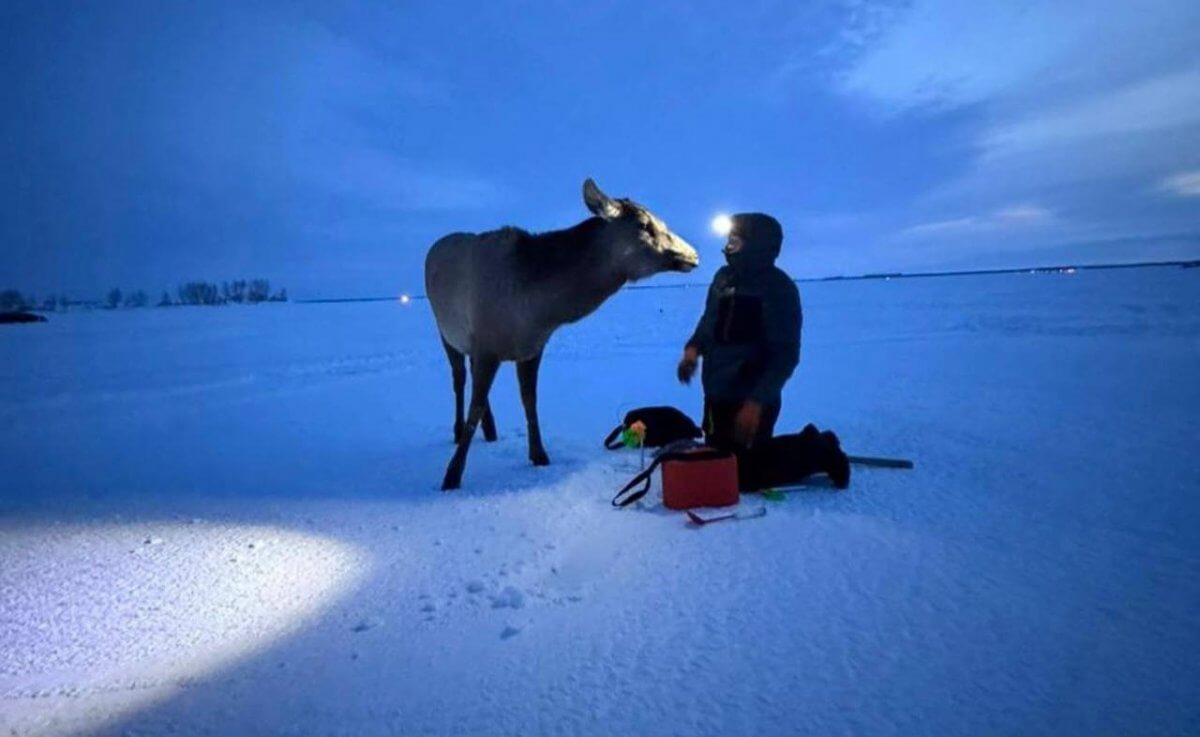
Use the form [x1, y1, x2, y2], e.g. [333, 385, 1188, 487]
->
[583, 178, 623, 220]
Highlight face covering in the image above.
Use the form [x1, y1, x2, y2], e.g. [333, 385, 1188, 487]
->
[722, 235, 744, 266]
[723, 214, 783, 272]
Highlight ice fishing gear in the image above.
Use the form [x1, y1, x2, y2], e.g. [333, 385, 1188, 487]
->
[612, 446, 739, 510]
[621, 421, 647, 469]
[685, 507, 767, 526]
[603, 406, 703, 450]
[846, 455, 914, 469]
[620, 421, 647, 449]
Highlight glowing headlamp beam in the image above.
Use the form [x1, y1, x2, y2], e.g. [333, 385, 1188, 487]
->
[711, 214, 733, 237]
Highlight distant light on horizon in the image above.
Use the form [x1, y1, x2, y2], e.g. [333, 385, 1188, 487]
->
[399, 294, 411, 305]
[711, 214, 733, 237]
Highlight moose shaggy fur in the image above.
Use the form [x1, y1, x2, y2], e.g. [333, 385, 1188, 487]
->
[425, 178, 699, 490]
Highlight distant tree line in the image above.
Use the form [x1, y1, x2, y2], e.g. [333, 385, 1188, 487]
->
[174, 280, 287, 305]
[1, 279, 288, 312]
[1, 289, 83, 312]
[1, 289, 33, 312]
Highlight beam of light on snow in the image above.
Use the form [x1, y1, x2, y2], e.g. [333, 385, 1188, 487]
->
[0, 521, 369, 736]
[711, 214, 733, 237]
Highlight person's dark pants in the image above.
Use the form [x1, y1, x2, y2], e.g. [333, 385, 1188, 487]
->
[702, 398, 781, 451]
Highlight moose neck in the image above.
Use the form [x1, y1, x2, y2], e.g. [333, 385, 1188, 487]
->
[521, 218, 631, 328]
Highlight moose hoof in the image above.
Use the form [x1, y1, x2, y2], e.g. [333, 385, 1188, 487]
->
[530, 450, 551, 467]
[483, 431, 498, 443]
[441, 477, 461, 491]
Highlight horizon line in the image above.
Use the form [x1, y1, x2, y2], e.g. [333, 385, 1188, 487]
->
[290, 256, 1200, 304]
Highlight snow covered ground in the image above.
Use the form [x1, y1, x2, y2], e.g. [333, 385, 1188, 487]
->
[2, 267, 1198, 736]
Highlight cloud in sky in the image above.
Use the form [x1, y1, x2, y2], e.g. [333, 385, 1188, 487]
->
[1160, 171, 1200, 197]
[978, 67, 1200, 157]
[0, 3, 509, 295]
[161, 12, 500, 214]
[838, 1, 1073, 112]
[899, 204, 1054, 239]
[838, 0, 1200, 115]
[3, 0, 1198, 296]
[834, 0, 1200, 247]
[303, 146, 506, 213]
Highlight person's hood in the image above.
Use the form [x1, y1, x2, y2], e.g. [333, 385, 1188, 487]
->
[724, 213, 783, 273]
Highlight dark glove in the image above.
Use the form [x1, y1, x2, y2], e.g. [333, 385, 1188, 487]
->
[677, 347, 698, 385]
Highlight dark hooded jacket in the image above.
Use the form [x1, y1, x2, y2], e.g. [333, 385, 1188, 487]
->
[685, 213, 801, 405]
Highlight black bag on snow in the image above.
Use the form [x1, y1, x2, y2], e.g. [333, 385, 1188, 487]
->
[603, 406, 703, 449]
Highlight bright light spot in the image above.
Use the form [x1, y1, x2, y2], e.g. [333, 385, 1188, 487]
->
[711, 214, 733, 237]
[399, 294, 412, 305]
[0, 522, 367, 734]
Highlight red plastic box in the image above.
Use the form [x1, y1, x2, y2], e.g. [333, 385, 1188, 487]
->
[661, 449, 740, 510]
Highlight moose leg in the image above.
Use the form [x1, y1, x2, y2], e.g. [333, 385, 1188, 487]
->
[516, 350, 550, 466]
[481, 405, 498, 442]
[442, 354, 501, 490]
[441, 338, 466, 443]
[469, 356, 499, 442]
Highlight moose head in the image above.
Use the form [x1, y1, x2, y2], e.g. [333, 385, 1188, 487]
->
[582, 178, 699, 281]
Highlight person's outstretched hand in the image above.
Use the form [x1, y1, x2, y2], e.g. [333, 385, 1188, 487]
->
[677, 346, 699, 385]
[734, 400, 763, 447]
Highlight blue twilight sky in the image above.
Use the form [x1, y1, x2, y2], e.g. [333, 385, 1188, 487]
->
[3, 0, 1199, 298]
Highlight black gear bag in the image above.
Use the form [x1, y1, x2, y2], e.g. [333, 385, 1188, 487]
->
[602, 406, 703, 450]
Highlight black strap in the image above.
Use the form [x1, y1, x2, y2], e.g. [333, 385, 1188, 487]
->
[603, 424, 626, 450]
[611, 454, 665, 507]
[610, 448, 733, 508]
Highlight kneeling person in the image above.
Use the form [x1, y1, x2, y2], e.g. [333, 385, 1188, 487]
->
[677, 213, 849, 489]
[677, 213, 799, 449]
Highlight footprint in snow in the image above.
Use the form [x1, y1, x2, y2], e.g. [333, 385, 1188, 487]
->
[351, 617, 383, 633]
[491, 586, 525, 610]
[500, 623, 523, 640]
